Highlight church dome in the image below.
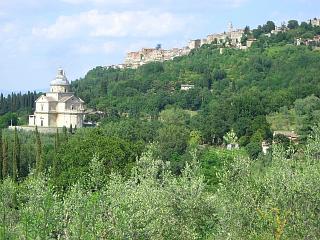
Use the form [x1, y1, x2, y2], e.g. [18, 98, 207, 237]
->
[50, 68, 70, 86]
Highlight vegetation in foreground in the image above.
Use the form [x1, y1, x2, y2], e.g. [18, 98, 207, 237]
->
[0, 128, 319, 239]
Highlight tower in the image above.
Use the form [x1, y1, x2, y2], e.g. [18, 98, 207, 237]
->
[228, 22, 234, 33]
[50, 68, 70, 93]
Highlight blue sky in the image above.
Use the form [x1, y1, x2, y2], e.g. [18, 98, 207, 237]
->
[0, 0, 319, 93]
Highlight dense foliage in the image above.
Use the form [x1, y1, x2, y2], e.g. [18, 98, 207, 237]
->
[0, 128, 320, 239]
[0, 91, 38, 128]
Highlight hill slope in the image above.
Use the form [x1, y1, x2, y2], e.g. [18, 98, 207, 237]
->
[72, 34, 320, 152]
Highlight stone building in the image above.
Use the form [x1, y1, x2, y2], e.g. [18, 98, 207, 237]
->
[188, 39, 201, 50]
[28, 69, 85, 128]
[181, 84, 195, 91]
[271, 25, 288, 35]
[309, 18, 320, 27]
[246, 38, 257, 48]
[123, 22, 248, 69]
[206, 22, 244, 47]
[124, 46, 190, 68]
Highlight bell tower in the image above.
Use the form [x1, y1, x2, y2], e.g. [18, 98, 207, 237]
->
[228, 22, 234, 33]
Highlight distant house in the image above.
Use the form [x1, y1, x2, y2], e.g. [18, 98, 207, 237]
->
[273, 131, 299, 143]
[181, 84, 195, 91]
[246, 38, 257, 48]
[296, 35, 320, 46]
[188, 39, 201, 50]
[309, 18, 320, 27]
[262, 141, 271, 155]
[227, 143, 239, 150]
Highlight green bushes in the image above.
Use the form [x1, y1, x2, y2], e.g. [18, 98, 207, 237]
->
[215, 130, 320, 239]
[0, 146, 217, 239]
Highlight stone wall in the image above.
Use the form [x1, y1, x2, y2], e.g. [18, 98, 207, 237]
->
[9, 126, 63, 134]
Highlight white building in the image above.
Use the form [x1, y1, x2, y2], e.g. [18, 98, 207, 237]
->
[181, 84, 195, 91]
[188, 39, 201, 50]
[29, 69, 85, 128]
[309, 18, 320, 27]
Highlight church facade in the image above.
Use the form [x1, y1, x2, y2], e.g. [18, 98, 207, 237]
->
[29, 69, 85, 128]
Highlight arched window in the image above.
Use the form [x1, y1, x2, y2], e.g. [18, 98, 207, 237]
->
[71, 105, 74, 110]
[41, 104, 44, 111]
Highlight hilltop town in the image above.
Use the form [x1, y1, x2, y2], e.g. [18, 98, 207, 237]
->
[106, 17, 320, 70]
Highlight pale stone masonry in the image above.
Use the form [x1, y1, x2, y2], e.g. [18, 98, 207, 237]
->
[28, 69, 85, 128]
[115, 19, 317, 70]
[124, 47, 190, 69]
[123, 22, 246, 69]
[309, 18, 320, 27]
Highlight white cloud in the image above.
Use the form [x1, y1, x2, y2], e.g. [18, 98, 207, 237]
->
[0, 22, 17, 34]
[32, 10, 189, 39]
[75, 41, 119, 54]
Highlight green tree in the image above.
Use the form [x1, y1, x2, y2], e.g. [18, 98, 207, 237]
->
[273, 134, 291, 150]
[54, 129, 140, 188]
[156, 125, 190, 161]
[245, 130, 264, 159]
[159, 107, 190, 126]
[262, 21, 276, 33]
[12, 127, 20, 181]
[35, 127, 43, 174]
[223, 129, 238, 145]
[216, 128, 320, 239]
[52, 128, 60, 177]
[244, 25, 250, 34]
[2, 139, 8, 178]
[0, 130, 2, 180]
[287, 20, 299, 29]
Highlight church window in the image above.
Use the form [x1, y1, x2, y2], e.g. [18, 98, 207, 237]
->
[41, 104, 44, 111]
[71, 105, 74, 110]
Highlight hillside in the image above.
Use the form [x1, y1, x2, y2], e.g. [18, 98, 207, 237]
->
[71, 22, 320, 156]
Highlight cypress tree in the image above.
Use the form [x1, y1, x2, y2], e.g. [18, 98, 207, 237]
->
[17, 134, 21, 176]
[53, 128, 60, 177]
[12, 127, 20, 181]
[54, 128, 60, 154]
[63, 126, 68, 142]
[0, 130, 2, 180]
[35, 126, 44, 174]
[69, 124, 73, 134]
[2, 138, 8, 178]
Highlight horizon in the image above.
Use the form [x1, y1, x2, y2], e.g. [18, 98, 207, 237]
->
[0, 0, 319, 92]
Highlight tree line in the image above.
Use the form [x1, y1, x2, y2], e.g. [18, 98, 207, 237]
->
[0, 91, 37, 115]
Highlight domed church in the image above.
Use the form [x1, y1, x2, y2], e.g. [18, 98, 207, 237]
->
[29, 68, 85, 128]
